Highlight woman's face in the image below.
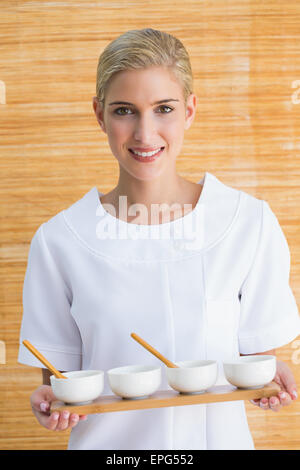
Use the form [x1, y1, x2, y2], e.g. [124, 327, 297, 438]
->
[93, 66, 197, 182]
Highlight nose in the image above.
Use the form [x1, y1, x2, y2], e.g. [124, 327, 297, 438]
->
[133, 113, 157, 143]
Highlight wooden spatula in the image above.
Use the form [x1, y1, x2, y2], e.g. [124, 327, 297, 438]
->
[131, 332, 179, 368]
[22, 340, 67, 379]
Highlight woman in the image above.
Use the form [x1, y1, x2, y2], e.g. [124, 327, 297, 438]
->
[18, 28, 300, 450]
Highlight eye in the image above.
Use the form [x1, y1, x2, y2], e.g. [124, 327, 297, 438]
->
[157, 105, 173, 113]
[113, 105, 174, 116]
[114, 107, 132, 115]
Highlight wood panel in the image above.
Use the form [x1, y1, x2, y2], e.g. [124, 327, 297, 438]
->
[50, 383, 281, 415]
[1, 0, 300, 450]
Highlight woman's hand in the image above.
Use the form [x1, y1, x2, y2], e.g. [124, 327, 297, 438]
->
[30, 385, 88, 431]
[250, 360, 298, 412]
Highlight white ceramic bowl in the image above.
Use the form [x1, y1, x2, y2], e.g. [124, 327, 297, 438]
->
[107, 364, 161, 399]
[166, 360, 218, 394]
[50, 370, 104, 405]
[223, 355, 276, 389]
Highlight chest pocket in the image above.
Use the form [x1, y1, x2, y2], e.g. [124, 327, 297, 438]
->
[205, 297, 240, 363]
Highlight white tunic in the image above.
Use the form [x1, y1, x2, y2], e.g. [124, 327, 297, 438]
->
[18, 172, 300, 450]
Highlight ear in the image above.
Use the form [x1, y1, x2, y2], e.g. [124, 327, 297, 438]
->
[184, 93, 197, 130]
[92, 96, 107, 133]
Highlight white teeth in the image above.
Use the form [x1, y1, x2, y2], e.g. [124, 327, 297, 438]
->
[131, 148, 162, 157]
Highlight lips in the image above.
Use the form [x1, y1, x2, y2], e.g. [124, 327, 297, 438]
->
[129, 147, 164, 155]
[129, 147, 164, 162]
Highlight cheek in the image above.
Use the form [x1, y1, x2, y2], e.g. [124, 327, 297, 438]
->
[162, 115, 184, 136]
[106, 121, 130, 152]
[164, 120, 184, 147]
[109, 120, 128, 138]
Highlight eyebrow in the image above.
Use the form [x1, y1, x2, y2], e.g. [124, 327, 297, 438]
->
[108, 99, 180, 106]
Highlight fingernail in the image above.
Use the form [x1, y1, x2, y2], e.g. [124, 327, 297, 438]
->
[63, 411, 70, 419]
[40, 402, 48, 412]
[279, 392, 286, 399]
[53, 412, 59, 420]
[292, 390, 298, 399]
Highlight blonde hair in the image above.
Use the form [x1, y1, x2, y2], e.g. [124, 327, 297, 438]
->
[96, 28, 193, 111]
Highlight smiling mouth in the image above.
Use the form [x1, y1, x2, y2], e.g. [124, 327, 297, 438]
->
[128, 147, 165, 162]
[129, 147, 165, 157]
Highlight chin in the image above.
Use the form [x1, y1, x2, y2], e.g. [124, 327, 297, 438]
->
[130, 170, 164, 182]
[117, 160, 166, 181]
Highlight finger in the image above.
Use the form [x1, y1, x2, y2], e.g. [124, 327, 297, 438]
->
[277, 362, 298, 401]
[69, 413, 80, 428]
[79, 414, 88, 421]
[291, 390, 298, 400]
[30, 385, 57, 414]
[259, 398, 270, 410]
[39, 401, 50, 414]
[55, 410, 71, 431]
[278, 391, 292, 407]
[281, 385, 298, 402]
[269, 396, 281, 412]
[69, 413, 88, 427]
[47, 412, 60, 431]
[31, 395, 48, 414]
[38, 407, 87, 427]
[285, 387, 298, 401]
[33, 408, 55, 429]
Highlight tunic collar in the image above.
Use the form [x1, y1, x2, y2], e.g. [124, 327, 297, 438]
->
[62, 172, 242, 261]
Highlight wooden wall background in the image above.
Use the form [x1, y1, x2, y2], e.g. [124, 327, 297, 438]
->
[1, 0, 300, 450]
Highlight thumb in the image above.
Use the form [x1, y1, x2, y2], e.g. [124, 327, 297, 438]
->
[277, 361, 298, 400]
[31, 385, 58, 413]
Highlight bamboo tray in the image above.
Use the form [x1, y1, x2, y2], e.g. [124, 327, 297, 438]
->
[50, 381, 280, 415]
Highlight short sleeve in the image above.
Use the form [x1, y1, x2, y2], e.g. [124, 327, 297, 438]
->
[18, 224, 82, 371]
[238, 200, 300, 354]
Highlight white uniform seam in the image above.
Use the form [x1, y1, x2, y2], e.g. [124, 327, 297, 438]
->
[239, 199, 264, 294]
[164, 264, 176, 450]
[40, 222, 73, 303]
[201, 254, 208, 449]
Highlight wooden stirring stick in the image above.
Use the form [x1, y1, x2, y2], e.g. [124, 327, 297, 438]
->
[131, 333, 179, 368]
[22, 340, 67, 379]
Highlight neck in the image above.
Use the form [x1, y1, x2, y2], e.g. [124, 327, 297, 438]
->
[100, 169, 202, 225]
[115, 169, 185, 207]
